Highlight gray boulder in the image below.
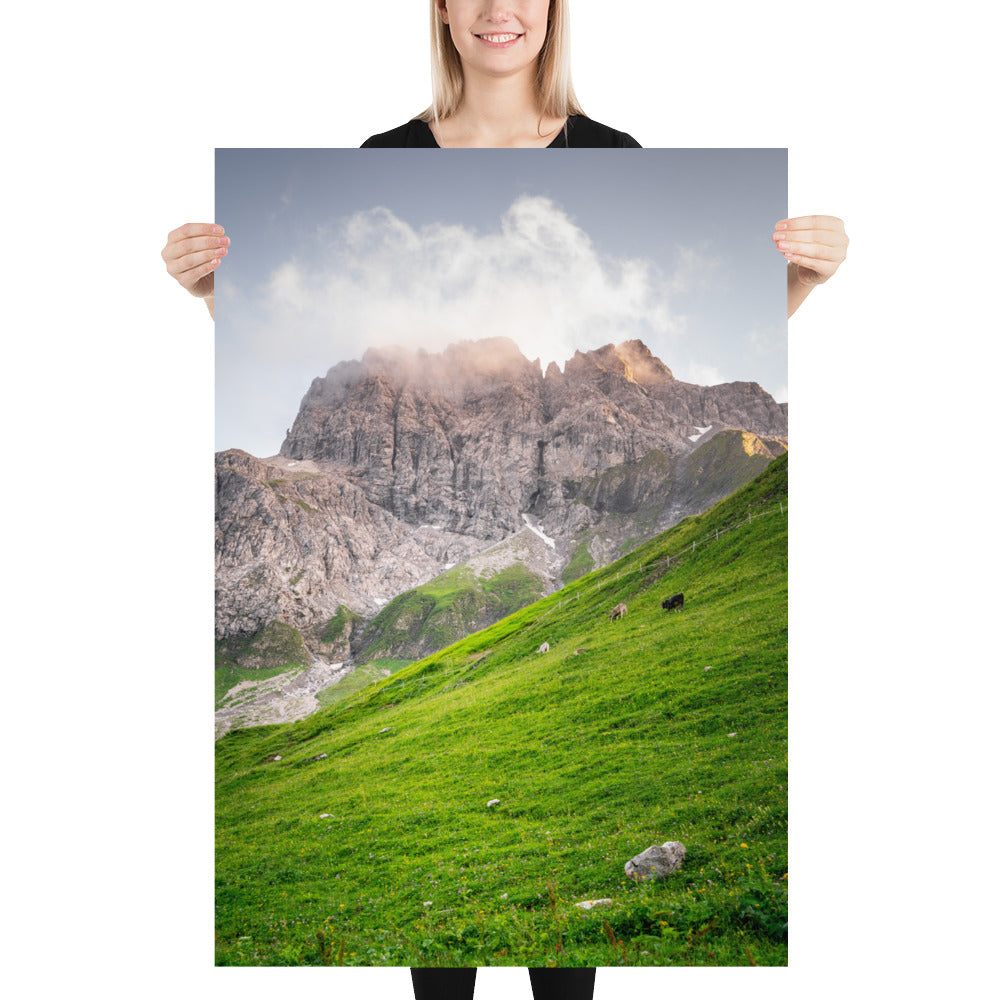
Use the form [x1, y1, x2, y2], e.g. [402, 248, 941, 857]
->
[624, 841, 686, 881]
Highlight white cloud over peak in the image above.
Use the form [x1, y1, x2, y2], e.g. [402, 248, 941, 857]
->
[253, 196, 681, 372]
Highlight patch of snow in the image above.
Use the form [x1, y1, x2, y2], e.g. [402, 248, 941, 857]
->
[374, 598, 387, 607]
[521, 513, 556, 549]
[688, 425, 712, 443]
[444, 563, 455, 570]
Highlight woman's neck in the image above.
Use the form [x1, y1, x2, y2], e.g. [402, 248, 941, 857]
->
[431, 70, 566, 148]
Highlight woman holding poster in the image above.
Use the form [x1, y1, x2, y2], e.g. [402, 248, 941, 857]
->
[197, 3, 844, 995]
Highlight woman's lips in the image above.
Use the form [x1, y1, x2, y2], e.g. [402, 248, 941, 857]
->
[474, 32, 523, 48]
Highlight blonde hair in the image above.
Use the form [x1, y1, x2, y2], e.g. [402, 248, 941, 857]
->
[419, 0, 584, 123]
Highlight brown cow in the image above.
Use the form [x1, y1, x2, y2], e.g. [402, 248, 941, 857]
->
[609, 602, 627, 622]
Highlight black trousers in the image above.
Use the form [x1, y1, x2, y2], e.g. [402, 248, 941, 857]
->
[410, 968, 596, 1000]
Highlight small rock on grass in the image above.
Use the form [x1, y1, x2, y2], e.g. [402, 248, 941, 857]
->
[575, 899, 613, 910]
[625, 841, 686, 881]
[487, 799, 500, 807]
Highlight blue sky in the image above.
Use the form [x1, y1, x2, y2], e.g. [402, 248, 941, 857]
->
[216, 148, 786, 456]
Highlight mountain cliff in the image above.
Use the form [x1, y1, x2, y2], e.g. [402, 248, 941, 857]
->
[216, 338, 786, 657]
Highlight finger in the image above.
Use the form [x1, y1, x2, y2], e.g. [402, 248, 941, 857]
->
[162, 233, 231, 262]
[162, 222, 225, 260]
[775, 215, 845, 234]
[176, 256, 221, 291]
[166, 222, 225, 243]
[167, 247, 227, 282]
[773, 239, 843, 261]
[771, 228, 847, 249]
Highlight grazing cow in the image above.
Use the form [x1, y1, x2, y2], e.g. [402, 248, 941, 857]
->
[538, 641, 550, 653]
[609, 602, 628, 622]
[661, 593, 684, 612]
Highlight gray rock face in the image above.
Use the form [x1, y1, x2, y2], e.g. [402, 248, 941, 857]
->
[216, 338, 787, 645]
[215, 450, 482, 637]
[281, 338, 786, 538]
[624, 841, 687, 881]
[214, 659, 354, 739]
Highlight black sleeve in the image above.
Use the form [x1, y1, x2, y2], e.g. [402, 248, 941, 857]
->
[563, 116, 642, 148]
[360, 120, 437, 148]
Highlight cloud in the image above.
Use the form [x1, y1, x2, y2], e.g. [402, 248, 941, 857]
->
[249, 196, 681, 373]
[745, 321, 786, 359]
[664, 244, 724, 295]
[674, 360, 728, 387]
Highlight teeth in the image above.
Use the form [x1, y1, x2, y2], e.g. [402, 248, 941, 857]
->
[481, 33, 519, 42]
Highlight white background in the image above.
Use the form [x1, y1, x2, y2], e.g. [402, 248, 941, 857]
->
[4, 1, 996, 997]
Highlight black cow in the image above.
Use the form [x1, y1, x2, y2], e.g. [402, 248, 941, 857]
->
[661, 593, 684, 612]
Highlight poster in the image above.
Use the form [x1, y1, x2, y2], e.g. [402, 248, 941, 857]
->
[11, 0, 994, 996]
[214, 147, 788, 968]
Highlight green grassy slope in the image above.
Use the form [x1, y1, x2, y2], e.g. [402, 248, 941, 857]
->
[216, 455, 788, 967]
[356, 563, 547, 662]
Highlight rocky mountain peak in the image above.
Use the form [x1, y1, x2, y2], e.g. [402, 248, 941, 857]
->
[563, 339, 674, 386]
[223, 336, 788, 649]
[612, 339, 675, 385]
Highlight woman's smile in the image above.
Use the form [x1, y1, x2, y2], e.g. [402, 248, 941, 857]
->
[474, 31, 524, 48]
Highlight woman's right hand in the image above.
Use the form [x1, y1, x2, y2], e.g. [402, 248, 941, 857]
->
[161, 222, 229, 311]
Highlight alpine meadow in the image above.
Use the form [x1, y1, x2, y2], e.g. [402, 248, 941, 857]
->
[215, 454, 788, 967]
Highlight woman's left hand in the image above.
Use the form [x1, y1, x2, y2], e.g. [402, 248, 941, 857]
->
[774, 216, 849, 286]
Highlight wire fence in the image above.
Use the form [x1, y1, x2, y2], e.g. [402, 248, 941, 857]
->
[347, 500, 788, 709]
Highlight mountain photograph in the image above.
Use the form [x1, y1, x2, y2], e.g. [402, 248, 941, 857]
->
[215, 149, 788, 965]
